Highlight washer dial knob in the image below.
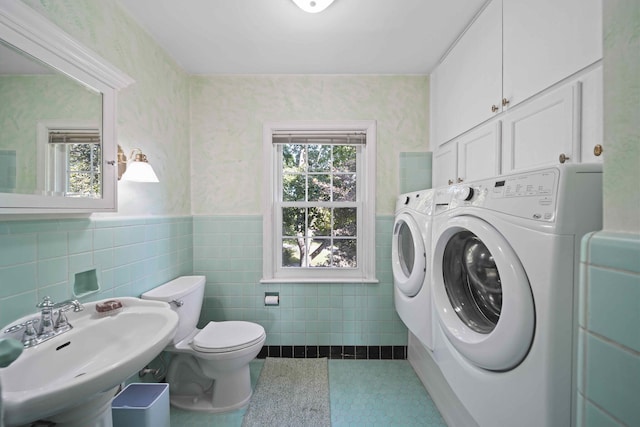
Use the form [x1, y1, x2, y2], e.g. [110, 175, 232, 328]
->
[457, 186, 475, 201]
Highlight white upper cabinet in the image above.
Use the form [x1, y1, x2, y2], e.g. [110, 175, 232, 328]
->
[432, 140, 458, 188]
[502, 0, 603, 108]
[433, 121, 502, 188]
[502, 83, 580, 173]
[578, 65, 604, 164]
[431, 0, 603, 148]
[431, 0, 502, 146]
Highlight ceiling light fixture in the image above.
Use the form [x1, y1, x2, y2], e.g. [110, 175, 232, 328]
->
[292, 0, 335, 14]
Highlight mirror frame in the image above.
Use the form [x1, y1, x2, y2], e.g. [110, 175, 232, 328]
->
[0, 0, 133, 213]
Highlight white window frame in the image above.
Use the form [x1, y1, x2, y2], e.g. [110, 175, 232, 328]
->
[36, 120, 101, 197]
[262, 120, 378, 283]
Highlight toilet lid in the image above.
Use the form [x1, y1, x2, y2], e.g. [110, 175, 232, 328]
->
[192, 321, 265, 353]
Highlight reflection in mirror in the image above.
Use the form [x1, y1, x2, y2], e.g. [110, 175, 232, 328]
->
[0, 40, 103, 198]
[40, 125, 101, 197]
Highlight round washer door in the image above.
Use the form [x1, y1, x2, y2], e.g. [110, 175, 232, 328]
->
[432, 215, 535, 371]
[392, 212, 426, 297]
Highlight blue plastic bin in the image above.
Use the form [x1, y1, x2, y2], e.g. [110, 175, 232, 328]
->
[112, 383, 170, 427]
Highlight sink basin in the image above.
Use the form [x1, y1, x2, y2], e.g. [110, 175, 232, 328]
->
[0, 297, 178, 427]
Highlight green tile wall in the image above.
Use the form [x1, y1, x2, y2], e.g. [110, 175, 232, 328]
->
[399, 152, 432, 193]
[0, 213, 406, 347]
[193, 215, 407, 347]
[578, 231, 640, 427]
[0, 216, 193, 327]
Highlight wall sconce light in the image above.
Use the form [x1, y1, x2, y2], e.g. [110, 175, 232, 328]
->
[117, 145, 159, 183]
[292, 0, 335, 13]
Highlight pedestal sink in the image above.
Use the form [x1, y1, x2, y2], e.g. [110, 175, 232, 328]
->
[0, 297, 178, 427]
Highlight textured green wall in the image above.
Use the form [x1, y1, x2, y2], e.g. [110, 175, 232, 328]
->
[602, 0, 640, 233]
[189, 75, 430, 216]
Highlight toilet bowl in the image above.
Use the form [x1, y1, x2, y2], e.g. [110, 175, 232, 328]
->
[141, 276, 266, 413]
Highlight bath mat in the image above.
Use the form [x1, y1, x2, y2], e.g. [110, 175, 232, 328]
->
[242, 357, 331, 427]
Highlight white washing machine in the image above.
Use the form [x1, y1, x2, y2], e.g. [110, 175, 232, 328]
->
[430, 164, 602, 427]
[392, 188, 435, 350]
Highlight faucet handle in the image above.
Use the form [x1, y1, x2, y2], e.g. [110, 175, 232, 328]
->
[37, 296, 55, 309]
[4, 318, 39, 334]
[4, 319, 39, 347]
[22, 319, 39, 346]
[54, 307, 72, 331]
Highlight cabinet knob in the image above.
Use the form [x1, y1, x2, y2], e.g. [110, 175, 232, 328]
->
[448, 179, 454, 185]
[594, 144, 603, 157]
[457, 177, 464, 183]
[559, 153, 570, 164]
[502, 98, 510, 107]
[491, 104, 499, 113]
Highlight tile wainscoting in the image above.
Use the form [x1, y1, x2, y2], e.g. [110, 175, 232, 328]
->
[193, 215, 408, 347]
[578, 231, 640, 427]
[0, 216, 193, 326]
[0, 214, 404, 348]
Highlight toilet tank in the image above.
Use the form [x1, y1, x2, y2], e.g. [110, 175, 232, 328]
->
[141, 276, 205, 344]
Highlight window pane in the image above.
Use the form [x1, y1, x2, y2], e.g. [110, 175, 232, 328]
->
[333, 173, 356, 201]
[92, 144, 101, 171]
[332, 239, 357, 267]
[333, 145, 356, 172]
[282, 207, 306, 236]
[67, 172, 99, 197]
[308, 174, 331, 201]
[334, 208, 357, 236]
[282, 144, 306, 171]
[68, 144, 92, 172]
[283, 174, 305, 201]
[308, 207, 331, 237]
[308, 144, 331, 172]
[282, 238, 301, 267]
[309, 238, 331, 267]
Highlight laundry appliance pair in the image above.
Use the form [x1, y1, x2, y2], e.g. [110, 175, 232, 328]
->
[428, 164, 603, 427]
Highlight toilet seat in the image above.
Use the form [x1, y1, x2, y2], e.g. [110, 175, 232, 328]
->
[192, 321, 265, 353]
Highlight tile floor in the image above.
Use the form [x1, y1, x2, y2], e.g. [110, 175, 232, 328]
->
[169, 359, 446, 426]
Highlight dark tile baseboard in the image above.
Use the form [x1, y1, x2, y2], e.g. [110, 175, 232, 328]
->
[257, 345, 407, 360]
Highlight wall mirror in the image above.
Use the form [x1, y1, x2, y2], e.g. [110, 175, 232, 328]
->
[0, 1, 133, 213]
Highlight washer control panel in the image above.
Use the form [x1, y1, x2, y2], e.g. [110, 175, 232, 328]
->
[450, 169, 559, 222]
[395, 188, 435, 215]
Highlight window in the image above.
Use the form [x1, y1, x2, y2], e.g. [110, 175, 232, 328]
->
[47, 131, 101, 197]
[262, 121, 377, 283]
[36, 121, 102, 198]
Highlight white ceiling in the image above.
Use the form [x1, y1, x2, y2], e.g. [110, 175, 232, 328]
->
[117, 0, 488, 75]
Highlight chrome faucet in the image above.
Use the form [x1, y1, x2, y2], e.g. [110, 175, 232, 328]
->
[36, 296, 56, 338]
[3, 296, 84, 348]
[52, 299, 84, 332]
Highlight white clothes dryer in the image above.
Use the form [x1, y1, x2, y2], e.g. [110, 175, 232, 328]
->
[430, 164, 602, 427]
[392, 188, 435, 350]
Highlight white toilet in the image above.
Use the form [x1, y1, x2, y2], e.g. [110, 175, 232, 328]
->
[141, 275, 266, 413]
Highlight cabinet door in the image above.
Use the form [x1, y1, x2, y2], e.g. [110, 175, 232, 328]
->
[502, 83, 580, 173]
[502, 0, 602, 107]
[579, 65, 604, 163]
[432, 140, 458, 188]
[431, 0, 502, 146]
[457, 121, 502, 182]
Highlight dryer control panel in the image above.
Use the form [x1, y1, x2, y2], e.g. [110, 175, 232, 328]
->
[395, 188, 435, 215]
[435, 164, 602, 233]
[449, 168, 560, 222]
